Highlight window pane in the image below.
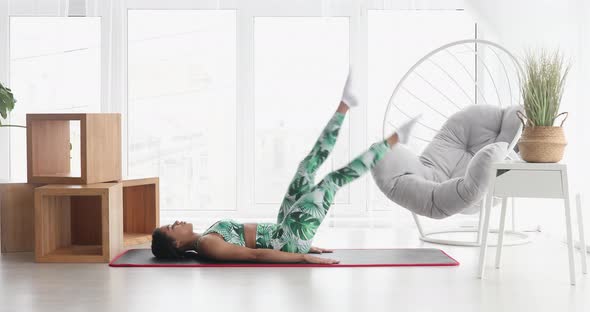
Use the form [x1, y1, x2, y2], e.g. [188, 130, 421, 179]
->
[9, 17, 101, 181]
[254, 17, 350, 205]
[128, 10, 237, 211]
[367, 10, 475, 210]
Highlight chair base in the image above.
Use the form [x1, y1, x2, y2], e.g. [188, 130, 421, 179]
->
[419, 228, 531, 247]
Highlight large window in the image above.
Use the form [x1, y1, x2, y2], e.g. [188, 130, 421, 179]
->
[254, 17, 350, 206]
[2, 4, 480, 222]
[8, 17, 101, 181]
[127, 10, 237, 211]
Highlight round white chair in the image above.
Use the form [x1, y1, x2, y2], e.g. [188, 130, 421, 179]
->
[379, 39, 530, 247]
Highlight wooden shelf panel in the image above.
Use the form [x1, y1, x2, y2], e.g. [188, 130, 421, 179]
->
[122, 177, 159, 246]
[35, 172, 81, 178]
[48, 245, 103, 256]
[0, 184, 37, 253]
[38, 245, 105, 263]
[124, 233, 152, 247]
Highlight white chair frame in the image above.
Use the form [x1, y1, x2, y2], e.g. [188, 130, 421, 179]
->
[384, 39, 531, 247]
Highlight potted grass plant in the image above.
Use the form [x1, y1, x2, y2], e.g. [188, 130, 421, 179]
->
[517, 50, 570, 163]
[0, 82, 24, 128]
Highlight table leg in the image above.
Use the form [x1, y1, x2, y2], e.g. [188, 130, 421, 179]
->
[511, 197, 516, 231]
[576, 193, 587, 274]
[562, 170, 576, 285]
[477, 201, 485, 244]
[495, 197, 508, 268]
[478, 191, 494, 279]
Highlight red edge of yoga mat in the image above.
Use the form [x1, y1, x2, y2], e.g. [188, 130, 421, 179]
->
[109, 248, 460, 268]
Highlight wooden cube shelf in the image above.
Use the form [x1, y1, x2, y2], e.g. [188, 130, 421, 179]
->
[122, 177, 159, 247]
[0, 183, 39, 253]
[27, 113, 121, 184]
[34, 183, 123, 263]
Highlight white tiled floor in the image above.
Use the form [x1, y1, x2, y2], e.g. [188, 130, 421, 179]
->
[1, 228, 588, 312]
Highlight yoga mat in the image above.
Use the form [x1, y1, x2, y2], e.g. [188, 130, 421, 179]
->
[109, 248, 459, 268]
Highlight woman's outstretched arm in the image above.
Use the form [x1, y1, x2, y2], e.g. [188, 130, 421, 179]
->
[197, 235, 339, 264]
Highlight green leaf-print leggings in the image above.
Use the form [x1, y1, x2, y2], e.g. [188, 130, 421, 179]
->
[270, 111, 390, 253]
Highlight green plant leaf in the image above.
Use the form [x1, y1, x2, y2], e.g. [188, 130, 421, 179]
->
[0, 83, 17, 121]
[7, 97, 15, 110]
[0, 106, 7, 119]
[521, 49, 569, 127]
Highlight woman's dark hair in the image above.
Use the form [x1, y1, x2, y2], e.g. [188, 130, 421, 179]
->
[151, 228, 184, 259]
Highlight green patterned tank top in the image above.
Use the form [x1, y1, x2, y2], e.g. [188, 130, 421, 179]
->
[202, 220, 278, 249]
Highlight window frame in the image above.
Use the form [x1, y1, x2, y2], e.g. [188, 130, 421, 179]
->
[0, 0, 469, 224]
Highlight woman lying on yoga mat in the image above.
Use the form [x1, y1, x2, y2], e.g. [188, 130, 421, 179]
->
[151, 70, 419, 264]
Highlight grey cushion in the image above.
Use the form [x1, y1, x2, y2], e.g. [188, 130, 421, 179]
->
[371, 105, 521, 219]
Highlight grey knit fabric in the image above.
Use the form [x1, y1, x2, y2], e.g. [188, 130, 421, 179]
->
[371, 105, 521, 219]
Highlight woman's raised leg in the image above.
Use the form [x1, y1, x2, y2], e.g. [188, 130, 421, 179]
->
[276, 102, 349, 223]
[272, 138, 392, 253]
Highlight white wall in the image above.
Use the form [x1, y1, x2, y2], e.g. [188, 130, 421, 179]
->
[468, 0, 583, 171]
[467, 0, 590, 240]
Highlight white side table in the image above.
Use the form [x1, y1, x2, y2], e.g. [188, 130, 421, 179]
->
[477, 161, 587, 285]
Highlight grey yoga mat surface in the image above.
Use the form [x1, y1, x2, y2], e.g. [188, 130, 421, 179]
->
[109, 248, 459, 267]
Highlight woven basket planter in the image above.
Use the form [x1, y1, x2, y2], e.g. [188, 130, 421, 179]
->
[517, 112, 568, 163]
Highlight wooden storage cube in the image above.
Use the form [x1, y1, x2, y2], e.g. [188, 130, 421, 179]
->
[122, 178, 159, 246]
[34, 183, 123, 263]
[27, 113, 121, 184]
[0, 183, 39, 253]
